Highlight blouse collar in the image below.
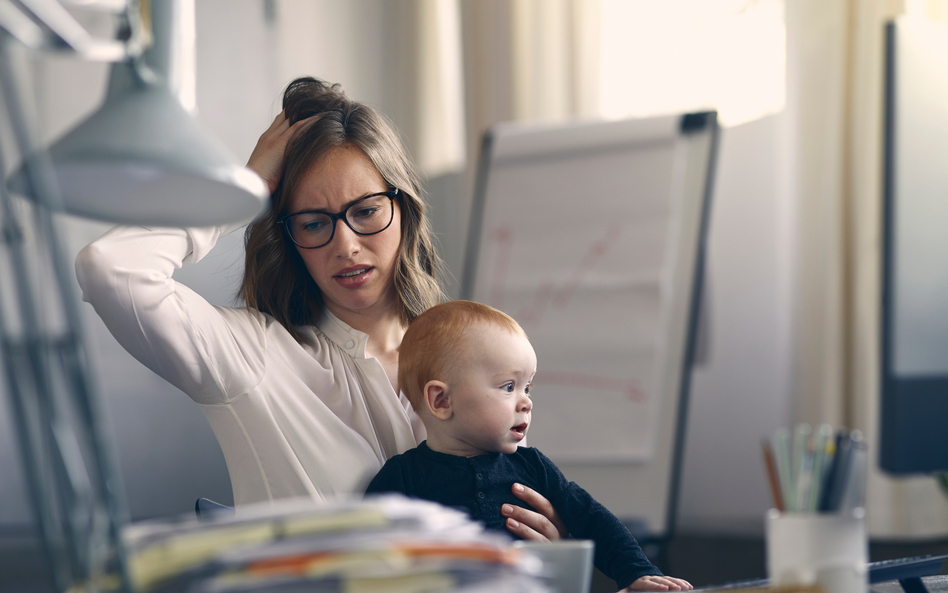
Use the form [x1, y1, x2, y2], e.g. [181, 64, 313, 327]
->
[317, 308, 370, 358]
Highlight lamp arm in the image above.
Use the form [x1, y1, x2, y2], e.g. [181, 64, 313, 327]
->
[2, 0, 149, 61]
[0, 33, 133, 593]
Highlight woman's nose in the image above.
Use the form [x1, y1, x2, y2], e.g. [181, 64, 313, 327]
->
[330, 221, 361, 257]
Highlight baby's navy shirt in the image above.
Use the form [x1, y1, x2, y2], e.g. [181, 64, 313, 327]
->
[365, 441, 662, 589]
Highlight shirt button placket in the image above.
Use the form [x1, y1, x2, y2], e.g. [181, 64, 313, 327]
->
[474, 465, 488, 509]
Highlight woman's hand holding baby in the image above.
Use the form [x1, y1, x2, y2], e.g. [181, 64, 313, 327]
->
[623, 575, 693, 591]
[502, 483, 569, 541]
[501, 482, 691, 591]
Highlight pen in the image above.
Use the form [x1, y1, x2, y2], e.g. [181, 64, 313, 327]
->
[795, 439, 815, 512]
[821, 431, 837, 490]
[839, 430, 867, 512]
[791, 424, 812, 511]
[807, 424, 833, 511]
[821, 429, 854, 512]
[761, 439, 784, 511]
[773, 429, 792, 512]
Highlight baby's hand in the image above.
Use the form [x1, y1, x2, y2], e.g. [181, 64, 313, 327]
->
[622, 575, 693, 591]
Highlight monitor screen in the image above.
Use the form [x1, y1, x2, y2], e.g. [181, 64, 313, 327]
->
[880, 17, 948, 473]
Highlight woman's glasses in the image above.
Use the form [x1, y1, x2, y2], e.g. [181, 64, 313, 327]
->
[278, 189, 398, 249]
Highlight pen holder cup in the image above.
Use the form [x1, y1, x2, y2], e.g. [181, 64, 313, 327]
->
[513, 540, 595, 593]
[766, 509, 868, 593]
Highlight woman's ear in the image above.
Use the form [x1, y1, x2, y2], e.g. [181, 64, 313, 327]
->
[424, 380, 452, 420]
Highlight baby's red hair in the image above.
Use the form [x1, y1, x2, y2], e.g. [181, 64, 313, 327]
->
[398, 300, 525, 412]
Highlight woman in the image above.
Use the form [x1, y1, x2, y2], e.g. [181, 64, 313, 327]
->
[76, 77, 564, 540]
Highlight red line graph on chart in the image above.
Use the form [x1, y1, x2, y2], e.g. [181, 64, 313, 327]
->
[515, 280, 555, 325]
[487, 222, 624, 327]
[483, 221, 646, 404]
[487, 226, 513, 309]
[550, 222, 623, 308]
[533, 371, 647, 402]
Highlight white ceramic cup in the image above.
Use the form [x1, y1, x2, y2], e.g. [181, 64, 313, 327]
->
[766, 508, 868, 593]
[513, 540, 595, 593]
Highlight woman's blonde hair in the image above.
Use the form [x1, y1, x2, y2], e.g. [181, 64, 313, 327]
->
[241, 77, 444, 342]
[398, 300, 525, 412]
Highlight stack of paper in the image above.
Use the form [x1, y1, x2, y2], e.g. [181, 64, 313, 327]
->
[118, 495, 546, 593]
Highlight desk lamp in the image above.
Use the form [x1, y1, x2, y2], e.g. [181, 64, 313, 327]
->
[5, 0, 268, 225]
[0, 1, 267, 591]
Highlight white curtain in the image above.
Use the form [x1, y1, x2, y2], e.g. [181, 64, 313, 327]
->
[460, 0, 601, 174]
[277, 0, 466, 179]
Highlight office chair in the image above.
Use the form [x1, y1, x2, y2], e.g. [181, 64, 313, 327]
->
[195, 497, 235, 520]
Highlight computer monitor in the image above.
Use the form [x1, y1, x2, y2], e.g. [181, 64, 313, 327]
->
[880, 17, 948, 473]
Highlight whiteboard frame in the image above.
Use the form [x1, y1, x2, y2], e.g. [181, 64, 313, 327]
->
[461, 112, 719, 544]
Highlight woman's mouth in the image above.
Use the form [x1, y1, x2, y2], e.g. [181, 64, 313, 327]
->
[334, 266, 373, 288]
[337, 268, 369, 278]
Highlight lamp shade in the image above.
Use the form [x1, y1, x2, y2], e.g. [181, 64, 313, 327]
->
[7, 62, 269, 226]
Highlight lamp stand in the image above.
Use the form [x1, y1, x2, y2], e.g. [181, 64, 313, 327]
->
[0, 36, 132, 593]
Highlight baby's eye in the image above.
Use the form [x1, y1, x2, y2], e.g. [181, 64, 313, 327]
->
[525, 384, 531, 395]
[501, 382, 515, 393]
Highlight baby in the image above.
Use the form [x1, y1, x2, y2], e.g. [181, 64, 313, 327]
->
[365, 300, 692, 592]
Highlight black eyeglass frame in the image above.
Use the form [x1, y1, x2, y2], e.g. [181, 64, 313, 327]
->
[277, 188, 399, 249]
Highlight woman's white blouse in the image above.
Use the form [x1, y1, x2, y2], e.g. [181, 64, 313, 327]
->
[75, 224, 425, 507]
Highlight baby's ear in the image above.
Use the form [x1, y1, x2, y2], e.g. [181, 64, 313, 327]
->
[424, 380, 452, 420]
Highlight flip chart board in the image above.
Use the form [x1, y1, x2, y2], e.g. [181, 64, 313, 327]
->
[461, 113, 718, 536]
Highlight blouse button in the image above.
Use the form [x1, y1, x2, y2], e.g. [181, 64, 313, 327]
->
[345, 339, 355, 349]
[478, 492, 485, 499]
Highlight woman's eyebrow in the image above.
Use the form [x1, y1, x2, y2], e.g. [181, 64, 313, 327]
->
[289, 191, 382, 216]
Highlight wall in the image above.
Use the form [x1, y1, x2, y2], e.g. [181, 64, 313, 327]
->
[0, 0, 280, 524]
[0, 0, 794, 535]
[677, 113, 794, 534]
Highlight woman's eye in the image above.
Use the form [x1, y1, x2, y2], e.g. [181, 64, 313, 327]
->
[295, 214, 329, 233]
[352, 206, 380, 219]
[501, 382, 515, 393]
[302, 220, 327, 233]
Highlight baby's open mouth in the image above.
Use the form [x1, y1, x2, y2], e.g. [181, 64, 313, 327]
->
[512, 423, 528, 433]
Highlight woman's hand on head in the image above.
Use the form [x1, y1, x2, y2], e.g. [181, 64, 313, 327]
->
[501, 483, 568, 541]
[622, 575, 693, 592]
[246, 110, 316, 195]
